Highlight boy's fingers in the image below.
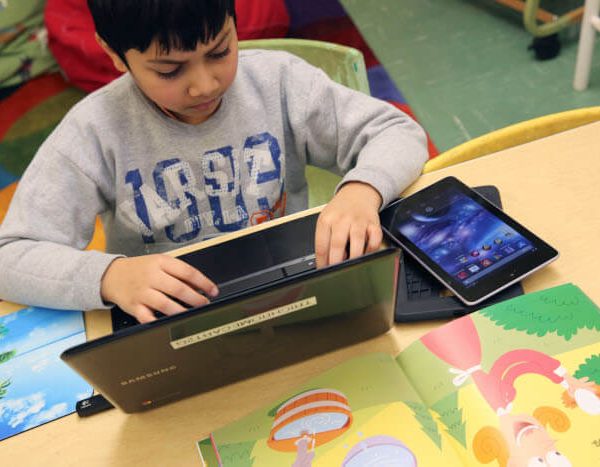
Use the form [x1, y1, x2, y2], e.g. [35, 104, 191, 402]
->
[314, 221, 332, 268]
[162, 257, 219, 297]
[348, 225, 367, 260]
[155, 273, 211, 308]
[366, 223, 383, 253]
[328, 224, 350, 265]
[132, 304, 158, 324]
[143, 289, 187, 316]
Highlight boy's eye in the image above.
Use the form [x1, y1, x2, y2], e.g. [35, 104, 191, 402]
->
[156, 67, 182, 80]
[209, 47, 231, 60]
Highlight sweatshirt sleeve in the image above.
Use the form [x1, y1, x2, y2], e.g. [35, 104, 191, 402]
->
[286, 58, 428, 207]
[0, 125, 122, 310]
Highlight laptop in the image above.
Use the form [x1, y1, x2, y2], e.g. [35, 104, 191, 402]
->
[61, 212, 399, 413]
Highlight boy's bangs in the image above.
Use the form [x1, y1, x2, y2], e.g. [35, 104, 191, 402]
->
[151, 1, 234, 55]
[90, 0, 235, 59]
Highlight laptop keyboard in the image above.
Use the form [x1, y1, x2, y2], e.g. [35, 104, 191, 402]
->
[404, 257, 444, 299]
[216, 255, 316, 300]
[111, 255, 317, 332]
[111, 307, 139, 331]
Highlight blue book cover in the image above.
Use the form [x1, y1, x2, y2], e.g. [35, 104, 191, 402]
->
[0, 306, 93, 440]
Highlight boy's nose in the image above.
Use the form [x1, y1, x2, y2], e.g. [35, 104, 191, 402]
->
[188, 71, 219, 98]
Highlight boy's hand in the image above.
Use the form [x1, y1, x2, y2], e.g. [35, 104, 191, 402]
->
[100, 255, 219, 323]
[315, 182, 383, 268]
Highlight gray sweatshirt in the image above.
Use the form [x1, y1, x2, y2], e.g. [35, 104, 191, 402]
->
[0, 50, 427, 310]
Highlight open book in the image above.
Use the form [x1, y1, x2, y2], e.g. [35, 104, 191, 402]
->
[197, 283, 600, 466]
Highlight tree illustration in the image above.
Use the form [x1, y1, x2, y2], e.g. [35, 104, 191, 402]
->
[574, 354, 600, 384]
[431, 393, 466, 447]
[0, 380, 10, 399]
[479, 287, 600, 340]
[405, 401, 442, 449]
[219, 441, 254, 467]
[0, 349, 16, 364]
[0, 322, 15, 401]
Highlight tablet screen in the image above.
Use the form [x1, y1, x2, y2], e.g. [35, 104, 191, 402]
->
[381, 176, 558, 304]
[397, 185, 532, 286]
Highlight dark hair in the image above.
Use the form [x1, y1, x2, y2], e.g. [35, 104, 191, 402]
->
[87, 0, 236, 63]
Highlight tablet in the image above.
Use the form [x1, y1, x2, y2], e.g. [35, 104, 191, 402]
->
[380, 176, 559, 305]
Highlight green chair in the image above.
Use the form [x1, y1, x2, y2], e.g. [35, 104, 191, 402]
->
[239, 38, 370, 207]
[238, 38, 370, 94]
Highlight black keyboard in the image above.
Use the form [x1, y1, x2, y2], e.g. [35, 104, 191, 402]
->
[404, 257, 444, 300]
[111, 306, 139, 331]
[111, 255, 317, 332]
[216, 255, 315, 300]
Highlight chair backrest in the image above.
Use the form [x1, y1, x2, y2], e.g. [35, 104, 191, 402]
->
[238, 38, 370, 95]
[423, 106, 600, 173]
[239, 38, 370, 207]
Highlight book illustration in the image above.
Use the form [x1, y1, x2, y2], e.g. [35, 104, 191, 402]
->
[0, 306, 93, 441]
[473, 407, 571, 467]
[420, 313, 599, 465]
[198, 352, 444, 466]
[429, 392, 465, 447]
[265, 388, 419, 466]
[267, 389, 352, 458]
[197, 283, 600, 466]
[569, 354, 600, 411]
[342, 435, 417, 466]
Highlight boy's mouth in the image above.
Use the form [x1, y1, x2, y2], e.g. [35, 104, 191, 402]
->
[190, 97, 220, 111]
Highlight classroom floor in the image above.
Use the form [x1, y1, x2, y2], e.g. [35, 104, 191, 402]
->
[341, 0, 600, 152]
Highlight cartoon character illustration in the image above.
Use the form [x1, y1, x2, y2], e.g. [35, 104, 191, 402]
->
[292, 431, 316, 467]
[420, 315, 599, 465]
[473, 407, 572, 467]
[421, 315, 600, 416]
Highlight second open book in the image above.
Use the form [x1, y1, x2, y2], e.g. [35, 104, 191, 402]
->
[197, 283, 600, 466]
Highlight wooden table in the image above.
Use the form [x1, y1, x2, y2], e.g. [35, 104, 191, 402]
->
[2, 121, 599, 466]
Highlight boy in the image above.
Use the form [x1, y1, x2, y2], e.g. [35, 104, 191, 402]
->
[0, 0, 427, 323]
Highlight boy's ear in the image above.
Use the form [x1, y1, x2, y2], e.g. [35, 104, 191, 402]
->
[95, 33, 129, 73]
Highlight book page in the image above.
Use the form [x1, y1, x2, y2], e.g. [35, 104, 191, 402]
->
[197, 352, 464, 466]
[0, 306, 93, 441]
[396, 283, 600, 466]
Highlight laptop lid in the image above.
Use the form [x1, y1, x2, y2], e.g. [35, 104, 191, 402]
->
[61, 217, 399, 413]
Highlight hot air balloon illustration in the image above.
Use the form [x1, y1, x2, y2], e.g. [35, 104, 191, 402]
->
[267, 388, 353, 465]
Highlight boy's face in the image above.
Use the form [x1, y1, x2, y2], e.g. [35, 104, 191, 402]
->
[101, 16, 238, 125]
